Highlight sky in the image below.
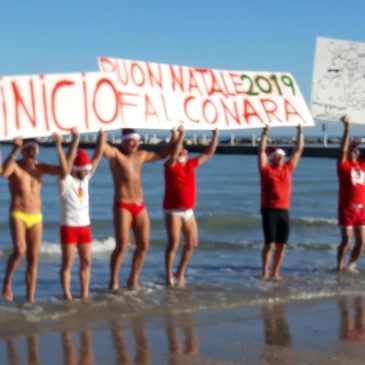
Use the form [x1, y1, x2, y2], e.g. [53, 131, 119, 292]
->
[0, 0, 364, 137]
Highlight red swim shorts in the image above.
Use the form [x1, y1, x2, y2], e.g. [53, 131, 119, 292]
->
[339, 205, 365, 228]
[60, 225, 92, 245]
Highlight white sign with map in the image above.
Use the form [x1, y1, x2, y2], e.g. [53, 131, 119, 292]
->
[311, 37, 365, 123]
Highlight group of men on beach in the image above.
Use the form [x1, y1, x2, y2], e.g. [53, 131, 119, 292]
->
[0, 113, 364, 303]
[257, 114, 365, 279]
[0, 125, 218, 303]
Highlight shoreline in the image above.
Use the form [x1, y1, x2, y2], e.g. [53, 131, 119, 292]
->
[1, 294, 365, 364]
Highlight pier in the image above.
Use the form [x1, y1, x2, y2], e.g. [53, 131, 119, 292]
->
[1, 133, 349, 158]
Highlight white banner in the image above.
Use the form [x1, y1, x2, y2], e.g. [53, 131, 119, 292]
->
[311, 37, 365, 123]
[0, 72, 125, 141]
[0, 59, 314, 140]
[98, 57, 314, 130]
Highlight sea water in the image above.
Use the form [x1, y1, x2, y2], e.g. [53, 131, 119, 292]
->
[0, 145, 362, 324]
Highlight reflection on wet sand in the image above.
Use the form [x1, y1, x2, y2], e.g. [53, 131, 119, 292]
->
[338, 296, 365, 342]
[165, 313, 199, 365]
[61, 330, 94, 365]
[262, 303, 291, 347]
[111, 317, 151, 365]
[260, 303, 293, 365]
[6, 335, 41, 365]
[2, 308, 247, 365]
[6, 339, 21, 365]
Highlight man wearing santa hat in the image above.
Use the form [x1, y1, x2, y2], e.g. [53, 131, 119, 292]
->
[258, 124, 304, 280]
[103, 128, 173, 290]
[337, 115, 365, 272]
[58, 129, 105, 300]
[163, 125, 219, 287]
[1, 134, 67, 303]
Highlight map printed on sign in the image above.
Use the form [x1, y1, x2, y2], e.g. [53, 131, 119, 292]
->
[311, 37, 365, 123]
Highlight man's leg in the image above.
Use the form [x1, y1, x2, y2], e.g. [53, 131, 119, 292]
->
[262, 244, 274, 279]
[337, 227, 353, 271]
[271, 210, 289, 279]
[128, 209, 150, 289]
[175, 216, 198, 286]
[60, 244, 76, 300]
[2, 218, 26, 301]
[271, 243, 287, 279]
[110, 208, 132, 291]
[261, 209, 275, 280]
[164, 213, 183, 286]
[77, 244, 92, 299]
[348, 227, 365, 270]
[25, 222, 42, 303]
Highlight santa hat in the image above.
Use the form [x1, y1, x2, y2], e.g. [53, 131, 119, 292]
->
[121, 128, 141, 141]
[22, 139, 39, 155]
[350, 141, 361, 151]
[72, 149, 92, 171]
[267, 147, 286, 161]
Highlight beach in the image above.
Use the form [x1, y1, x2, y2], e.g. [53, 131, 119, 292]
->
[1, 295, 365, 364]
[1, 147, 365, 364]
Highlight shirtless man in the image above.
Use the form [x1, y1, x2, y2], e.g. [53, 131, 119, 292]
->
[2, 135, 68, 303]
[103, 128, 173, 290]
[337, 115, 365, 272]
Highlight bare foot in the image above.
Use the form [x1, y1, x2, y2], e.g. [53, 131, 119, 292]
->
[127, 278, 138, 290]
[27, 297, 35, 305]
[64, 294, 73, 301]
[346, 263, 359, 273]
[262, 275, 270, 281]
[270, 274, 282, 281]
[166, 276, 175, 287]
[174, 275, 186, 288]
[2, 289, 13, 302]
[109, 281, 119, 293]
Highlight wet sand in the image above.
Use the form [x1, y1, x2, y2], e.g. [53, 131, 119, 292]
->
[1, 295, 365, 364]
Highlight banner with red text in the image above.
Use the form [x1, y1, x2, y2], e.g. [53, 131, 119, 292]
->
[0, 60, 315, 140]
[98, 57, 314, 130]
[0, 72, 124, 140]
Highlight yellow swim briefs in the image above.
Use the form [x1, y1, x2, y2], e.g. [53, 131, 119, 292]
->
[11, 211, 43, 229]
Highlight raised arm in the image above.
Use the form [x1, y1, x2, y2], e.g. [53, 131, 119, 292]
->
[2, 138, 23, 178]
[66, 128, 80, 170]
[39, 134, 68, 177]
[289, 124, 304, 167]
[196, 129, 219, 166]
[258, 126, 269, 170]
[103, 132, 119, 160]
[144, 129, 176, 163]
[339, 115, 351, 163]
[90, 129, 107, 173]
[166, 125, 185, 167]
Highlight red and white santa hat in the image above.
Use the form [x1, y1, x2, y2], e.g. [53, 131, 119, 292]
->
[22, 139, 39, 155]
[350, 141, 361, 151]
[121, 128, 141, 141]
[267, 147, 286, 161]
[72, 149, 92, 171]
